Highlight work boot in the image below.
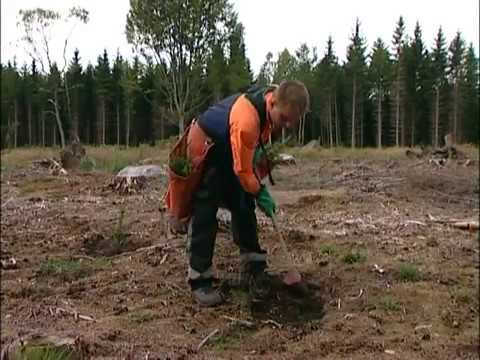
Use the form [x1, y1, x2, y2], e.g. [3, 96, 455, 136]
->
[192, 286, 224, 307]
[241, 261, 273, 300]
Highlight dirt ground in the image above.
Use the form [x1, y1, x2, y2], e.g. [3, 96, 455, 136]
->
[1, 149, 479, 359]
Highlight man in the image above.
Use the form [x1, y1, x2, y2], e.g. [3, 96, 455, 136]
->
[187, 80, 310, 306]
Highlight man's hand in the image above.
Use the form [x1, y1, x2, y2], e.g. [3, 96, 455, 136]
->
[256, 185, 276, 218]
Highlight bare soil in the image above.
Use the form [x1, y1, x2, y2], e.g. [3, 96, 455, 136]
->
[1, 153, 479, 359]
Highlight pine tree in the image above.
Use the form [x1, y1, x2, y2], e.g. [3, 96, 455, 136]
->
[67, 49, 83, 141]
[404, 22, 429, 146]
[274, 48, 298, 143]
[431, 27, 448, 147]
[120, 57, 141, 147]
[294, 43, 317, 145]
[206, 42, 228, 103]
[82, 64, 96, 144]
[369, 38, 392, 148]
[391, 16, 407, 146]
[316, 37, 339, 146]
[227, 22, 252, 93]
[112, 52, 125, 146]
[257, 52, 275, 86]
[461, 43, 479, 143]
[95, 49, 112, 145]
[346, 19, 368, 148]
[447, 31, 466, 143]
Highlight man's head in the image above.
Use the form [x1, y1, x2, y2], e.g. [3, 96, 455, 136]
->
[269, 80, 310, 131]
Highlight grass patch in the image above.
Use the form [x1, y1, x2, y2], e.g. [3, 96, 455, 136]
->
[13, 344, 78, 360]
[36, 258, 109, 282]
[0, 145, 169, 174]
[449, 287, 474, 305]
[342, 250, 366, 264]
[1, 147, 58, 170]
[287, 146, 407, 161]
[128, 309, 158, 324]
[319, 244, 338, 256]
[79, 156, 96, 171]
[396, 263, 422, 282]
[213, 328, 256, 351]
[377, 296, 402, 312]
[15, 284, 53, 300]
[87, 145, 168, 173]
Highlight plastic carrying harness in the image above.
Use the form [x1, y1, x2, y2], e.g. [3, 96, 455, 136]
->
[164, 121, 213, 234]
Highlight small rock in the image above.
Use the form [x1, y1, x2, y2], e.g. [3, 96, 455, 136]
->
[414, 324, 432, 340]
[368, 310, 384, 323]
[0, 258, 17, 270]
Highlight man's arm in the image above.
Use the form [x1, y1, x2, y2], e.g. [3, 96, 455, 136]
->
[229, 95, 261, 195]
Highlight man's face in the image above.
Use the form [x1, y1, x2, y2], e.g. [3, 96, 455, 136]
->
[270, 101, 301, 131]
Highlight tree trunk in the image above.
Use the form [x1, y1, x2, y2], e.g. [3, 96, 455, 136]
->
[41, 112, 46, 147]
[360, 103, 364, 148]
[410, 107, 415, 147]
[64, 76, 73, 139]
[377, 87, 382, 148]
[395, 80, 400, 146]
[334, 93, 339, 146]
[28, 101, 32, 146]
[179, 116, 185, 137]
[351, 75, 357, 148]
[102, 98, 106, 145]
[434, 87, 440, 148]
[116, 102, 120, 147]
[453, 81, 458, 143]
[126, 103, 131, 148]
[328, 95, 333, 147]
[14, 99, 18, 148]
[53, 90, 66, 148]
[282, 128, 285, 144]
[53, 123, 57, 147]
[160, 112, 165, 141]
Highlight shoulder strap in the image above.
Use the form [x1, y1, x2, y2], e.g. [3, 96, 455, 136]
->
[244, 85, 276, 132]
[244, 85, 276, 186]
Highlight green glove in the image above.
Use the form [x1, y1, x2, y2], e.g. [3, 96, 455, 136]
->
[256, 185, 276, 218]
[253, 147, 265, 167]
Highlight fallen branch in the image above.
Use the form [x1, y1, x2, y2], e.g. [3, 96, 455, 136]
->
[451, 221, 479, 231]
[197, 328, 219, 351]
[53, 306, 95, 322]
[261, 319, 282, 328]
[428, 214, 479, 230]
[404, 220, 427, 226]
[348, 288, 364, 300]
[1, 197, 13, 208]
[222, 315, 255, 328]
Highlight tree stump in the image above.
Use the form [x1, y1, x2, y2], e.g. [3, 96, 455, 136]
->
[60, 140, 86, 170]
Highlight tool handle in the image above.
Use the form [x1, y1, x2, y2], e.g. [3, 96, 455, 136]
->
[271, 215, 295, 269]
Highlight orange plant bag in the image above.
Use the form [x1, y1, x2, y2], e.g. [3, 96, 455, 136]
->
[164, 121, 213, 233]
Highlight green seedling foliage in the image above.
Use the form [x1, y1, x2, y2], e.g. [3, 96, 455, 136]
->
[396, 264, 421, 282]
[37, 259, 92, 282]
[342, 251, 366, 264]
[170, 156, 193, 177]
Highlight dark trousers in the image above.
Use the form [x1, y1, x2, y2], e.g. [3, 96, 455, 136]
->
[187, 157, 266, 290]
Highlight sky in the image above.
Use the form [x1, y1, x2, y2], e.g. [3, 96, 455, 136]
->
[1, 0, 479, 75]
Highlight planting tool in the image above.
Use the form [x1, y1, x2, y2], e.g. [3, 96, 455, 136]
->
[271, 215, 304, 287]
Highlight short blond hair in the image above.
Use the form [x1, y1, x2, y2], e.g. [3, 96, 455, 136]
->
[275, 80, 310, 117]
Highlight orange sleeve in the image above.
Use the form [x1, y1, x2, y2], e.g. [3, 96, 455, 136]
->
[229, 95, 261, 195]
